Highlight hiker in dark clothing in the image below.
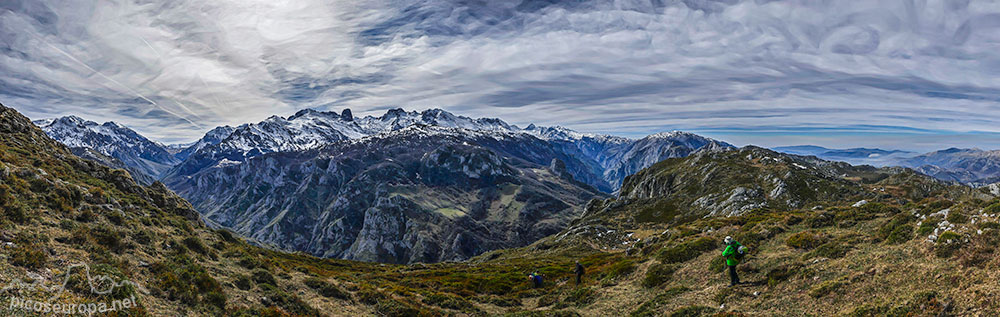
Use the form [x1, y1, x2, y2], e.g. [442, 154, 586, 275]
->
[722, 236, 747, 286]
[574, 261, 585, 286]
[528, 272, 543, 288]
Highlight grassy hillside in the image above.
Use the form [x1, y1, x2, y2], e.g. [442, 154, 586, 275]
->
[3, 103, 999, 316]
[525, 146, 1000, 316]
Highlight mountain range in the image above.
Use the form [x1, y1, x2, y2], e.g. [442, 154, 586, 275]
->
[33, 116, 180, 184]
[773, 145, 1000, 186]
[772, 145, 914, 167]
[35, 108, 731, 264]
[32, 109, 1000, 264]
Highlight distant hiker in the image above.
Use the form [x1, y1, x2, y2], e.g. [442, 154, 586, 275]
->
[722, 236, 746, 286]
[574, 261, 585, 286]
[528, 272, 543, 288]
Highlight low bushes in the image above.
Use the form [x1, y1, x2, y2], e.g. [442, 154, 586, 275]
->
[630, 286, 690, 317]
[935, 231, 964, 258]
[357, 284, 388, 305]
[304, 277, 349, 300]
[809, 279, 844, 298]
[537, 294, 558, 307]
[805, 241, 850, 259]
[234, 274, 252, 290]
[183, 236, 209, 255]
[765, 263, 802, 286]
[642, 263, 678, 288]
[375, 299, 420, 317]
[422, 293, 477, 311]
[565, 287, 597, 306]
[982, 202, 1000, 214]
[10, 244, 46, 269]
[151, 255, 226, 310]
[657, 237, 716, 264]
[605, 259, 637, 280]
[877, 214, 914, 244]
[786, 231, 827, 250]
[958, 232, 1000, 268]
[251, 269, 277, 287]
[669, 305, 716, 317]
[806, 212, 835, 228]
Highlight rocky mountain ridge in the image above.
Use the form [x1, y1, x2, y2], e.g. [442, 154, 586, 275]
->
[33, 116, 180, 182]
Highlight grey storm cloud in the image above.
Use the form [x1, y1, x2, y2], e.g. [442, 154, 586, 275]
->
[1, 0, 1000, 150]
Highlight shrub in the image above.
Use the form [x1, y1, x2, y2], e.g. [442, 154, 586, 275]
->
[217, 229, 239, 243]
[805, 241, 850, 259]
[76, 209, 96, 222]
[59, 219, 76, 230]
[938, 231, 961, 243]
[927, 200, 954, 211]
[11, 244, 47, 269]
[786, 231, 827, 250]
[90, 224, 124, 252]
[979, 222, 1000, 230]
[657, 237, 716, 264]
[642, 263, 677, 288]
[151, 255, 226, 309]
[537, 294, 558, 307]
[204, 291, 227, 309]
[263, 289, 320, 316]
[935, 231, 964, 258]
[565, 287, 597, 306]
[234, 274, 253, 290]
[985, 203, 1000, 215]
[959, 230, 1000, 266]
[134, 229, 154, 244]
[357, 284, 387, 305]
[238, 254, 266, 269]
[916, 218, 939, 236]
[375, 299, 420, 317]
[806, 212, 835, 228]
[946, 211, 969, 224]
[4, 202, 27, 223]
[252, 269, 277, 287]
[606, 259, 636, 280]
[837, 203, 894, 223]
[304, 277, 349, 300]
[478, 295, 520, 307]
[877, 214, 914, 244]
[708, 256, 726, 273]
[808, 279, 843, 298]
[0, 183, 11, 205]
[106, 211, 124, 225]
[784, 215, 803, 226]
[669, 305, 716, 317]
[423, 293, 477, 312]
[630, 286, 690, 317]
[183, 236, 209, 255]
[766, 264, 801, 286]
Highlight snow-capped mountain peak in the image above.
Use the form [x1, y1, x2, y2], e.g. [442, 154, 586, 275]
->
[33, 115, 179, 179]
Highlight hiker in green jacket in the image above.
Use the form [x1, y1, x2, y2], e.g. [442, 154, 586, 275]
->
[722, 236, 746, 286]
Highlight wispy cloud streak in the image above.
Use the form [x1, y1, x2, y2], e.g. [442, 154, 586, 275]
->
[1, 0, 999, 149]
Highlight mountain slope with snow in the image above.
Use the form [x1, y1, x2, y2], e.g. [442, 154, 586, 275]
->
[164, 124, 606, 263]
[158, 107, 736, 263]
[34, 116, 179, 182]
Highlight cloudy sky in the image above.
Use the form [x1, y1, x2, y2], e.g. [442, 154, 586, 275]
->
[2, 0, 1000, 151]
